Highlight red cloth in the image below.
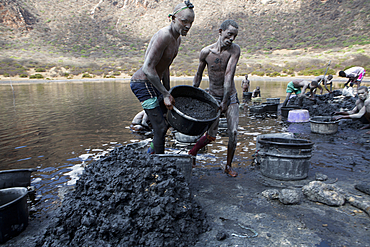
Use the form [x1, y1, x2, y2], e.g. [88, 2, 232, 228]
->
[188, 134, 215, 156]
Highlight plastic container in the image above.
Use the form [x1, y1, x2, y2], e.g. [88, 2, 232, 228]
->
[154, 154, 194, 184]
[262, 102, 278, 113]
[242, 92, 252, 102]
[0, 187, 29, 243]
[280, 106, 301, 118]
[287, 109, 310, 123]
[256, 137, 313, 180]
[174, 132, 202, 144]
[167, 85, 220, 136]
[0, 169, 37, 189]
[309, 116, 340, 134]
[249, 105, 266, 114]
[266, 98, 280, 104]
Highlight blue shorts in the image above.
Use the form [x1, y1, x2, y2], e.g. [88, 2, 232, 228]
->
[130, 79, 162, 109]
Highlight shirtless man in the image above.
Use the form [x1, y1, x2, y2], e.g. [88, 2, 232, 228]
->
[339, 66, 366, 89]
[282, 79, 322, 107]
[241, 74, 250, 102]
[130, 1, 195, 154]
[334, 86, 370, 134]
[188, 19, 240, 177]
[314, 74, 333, 93]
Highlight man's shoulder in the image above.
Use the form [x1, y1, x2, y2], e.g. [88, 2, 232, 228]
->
[154, 26, 176, 42]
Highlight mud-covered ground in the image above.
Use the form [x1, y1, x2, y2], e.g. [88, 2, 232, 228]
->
[4, 93, 370, 247]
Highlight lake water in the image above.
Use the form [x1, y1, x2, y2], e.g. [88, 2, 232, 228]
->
[0, 78, 339, 214]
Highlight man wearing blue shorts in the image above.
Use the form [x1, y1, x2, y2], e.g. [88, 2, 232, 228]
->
[130, 1, 195, 154]
[282, 79, 322, 107]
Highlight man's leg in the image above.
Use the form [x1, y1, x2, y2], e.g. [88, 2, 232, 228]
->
[144, 107, 168, 154]
[225, 103, 239, 177]
[188, 117, 219, 166]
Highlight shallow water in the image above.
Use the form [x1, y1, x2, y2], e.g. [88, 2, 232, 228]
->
[0, 79, 357, 216]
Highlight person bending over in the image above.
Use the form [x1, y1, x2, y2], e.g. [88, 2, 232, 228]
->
[282, 79, 322, 107]
[339, 66, 365, 89]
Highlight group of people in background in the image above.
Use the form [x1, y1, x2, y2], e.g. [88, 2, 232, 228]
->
[128, 0, 368, 178]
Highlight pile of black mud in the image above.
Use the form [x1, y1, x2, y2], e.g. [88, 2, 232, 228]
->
[287, 90, 368, 129]
[36, 146, 208, 247]
[175, 97, 217, 120]
[288, 90, 357, 117]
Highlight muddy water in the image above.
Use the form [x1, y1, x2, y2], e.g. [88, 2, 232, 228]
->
[0, 79, 360, 217]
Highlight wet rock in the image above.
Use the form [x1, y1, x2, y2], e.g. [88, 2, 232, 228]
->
[36, 146, 208, 247]
[262, 189, 280, 200]
[355, 183, 370, 196]
[346, 196, 370, 216]
[315, 172, 328, 181]
[302, 181, 345, 206]
[279, 189, 302, 205]
[216, 231, 228, 241]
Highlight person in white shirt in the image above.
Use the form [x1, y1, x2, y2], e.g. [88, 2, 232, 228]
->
[339, 66, 366, 88]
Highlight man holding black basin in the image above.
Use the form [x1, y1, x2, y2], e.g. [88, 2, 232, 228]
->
[189, 19, 240, 177]
[130, 1, 195, 154]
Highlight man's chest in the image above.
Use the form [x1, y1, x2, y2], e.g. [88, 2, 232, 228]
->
[206, 53, 231, 71]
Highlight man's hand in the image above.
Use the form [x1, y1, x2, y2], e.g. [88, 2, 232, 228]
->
[164, 94, 175, 110]
[220, 101, 228, 113]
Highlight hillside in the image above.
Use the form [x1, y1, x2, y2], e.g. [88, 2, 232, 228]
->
[0, 0, 370, 79]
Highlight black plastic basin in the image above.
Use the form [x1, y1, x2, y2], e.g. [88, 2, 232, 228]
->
[167, 85, 220, 136]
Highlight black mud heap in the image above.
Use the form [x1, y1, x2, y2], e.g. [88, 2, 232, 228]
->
[37, 146, 208, 247]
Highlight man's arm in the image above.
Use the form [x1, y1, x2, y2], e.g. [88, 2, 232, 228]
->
[162, 68, 170, 91]
[334, 102, 360, 116]
[300, 82, 309, 97]
[142, 31, 175, 109]
[323, 79, 332, 93]
[193, 48, 208, 88]
[221, 45, 240, 111]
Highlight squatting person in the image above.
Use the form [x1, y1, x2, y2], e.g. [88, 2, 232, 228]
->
[130, 1, 195, 154]
[334, 86, 370, 134]
[188, 19, 240, 177]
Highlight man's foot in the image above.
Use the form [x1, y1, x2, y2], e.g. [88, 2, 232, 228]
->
[224, 165, 238, 177]
[360, 124, 370, 130]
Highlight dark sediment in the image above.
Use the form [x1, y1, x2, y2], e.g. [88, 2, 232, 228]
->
[175, 97, 217, 120]
[287, 90, 367, 129]
[35, 146, 208, 247]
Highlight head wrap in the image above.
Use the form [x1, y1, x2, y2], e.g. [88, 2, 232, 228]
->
[168, 1, 194, 21]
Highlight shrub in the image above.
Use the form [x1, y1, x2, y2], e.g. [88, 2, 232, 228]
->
[29, 74, 44, 79]
[35, 68, 46, 72]
[252, 71, 265, 76]
[82, 73, 92, 78]
[3, 73, 10, 77]
[19, 74, 28, 78]
[113, 71, 121, 76]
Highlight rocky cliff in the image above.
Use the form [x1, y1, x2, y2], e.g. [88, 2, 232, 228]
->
[0, 0, 369, 77]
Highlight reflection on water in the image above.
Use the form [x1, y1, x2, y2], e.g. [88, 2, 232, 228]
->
[0, 78, 337, 214]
